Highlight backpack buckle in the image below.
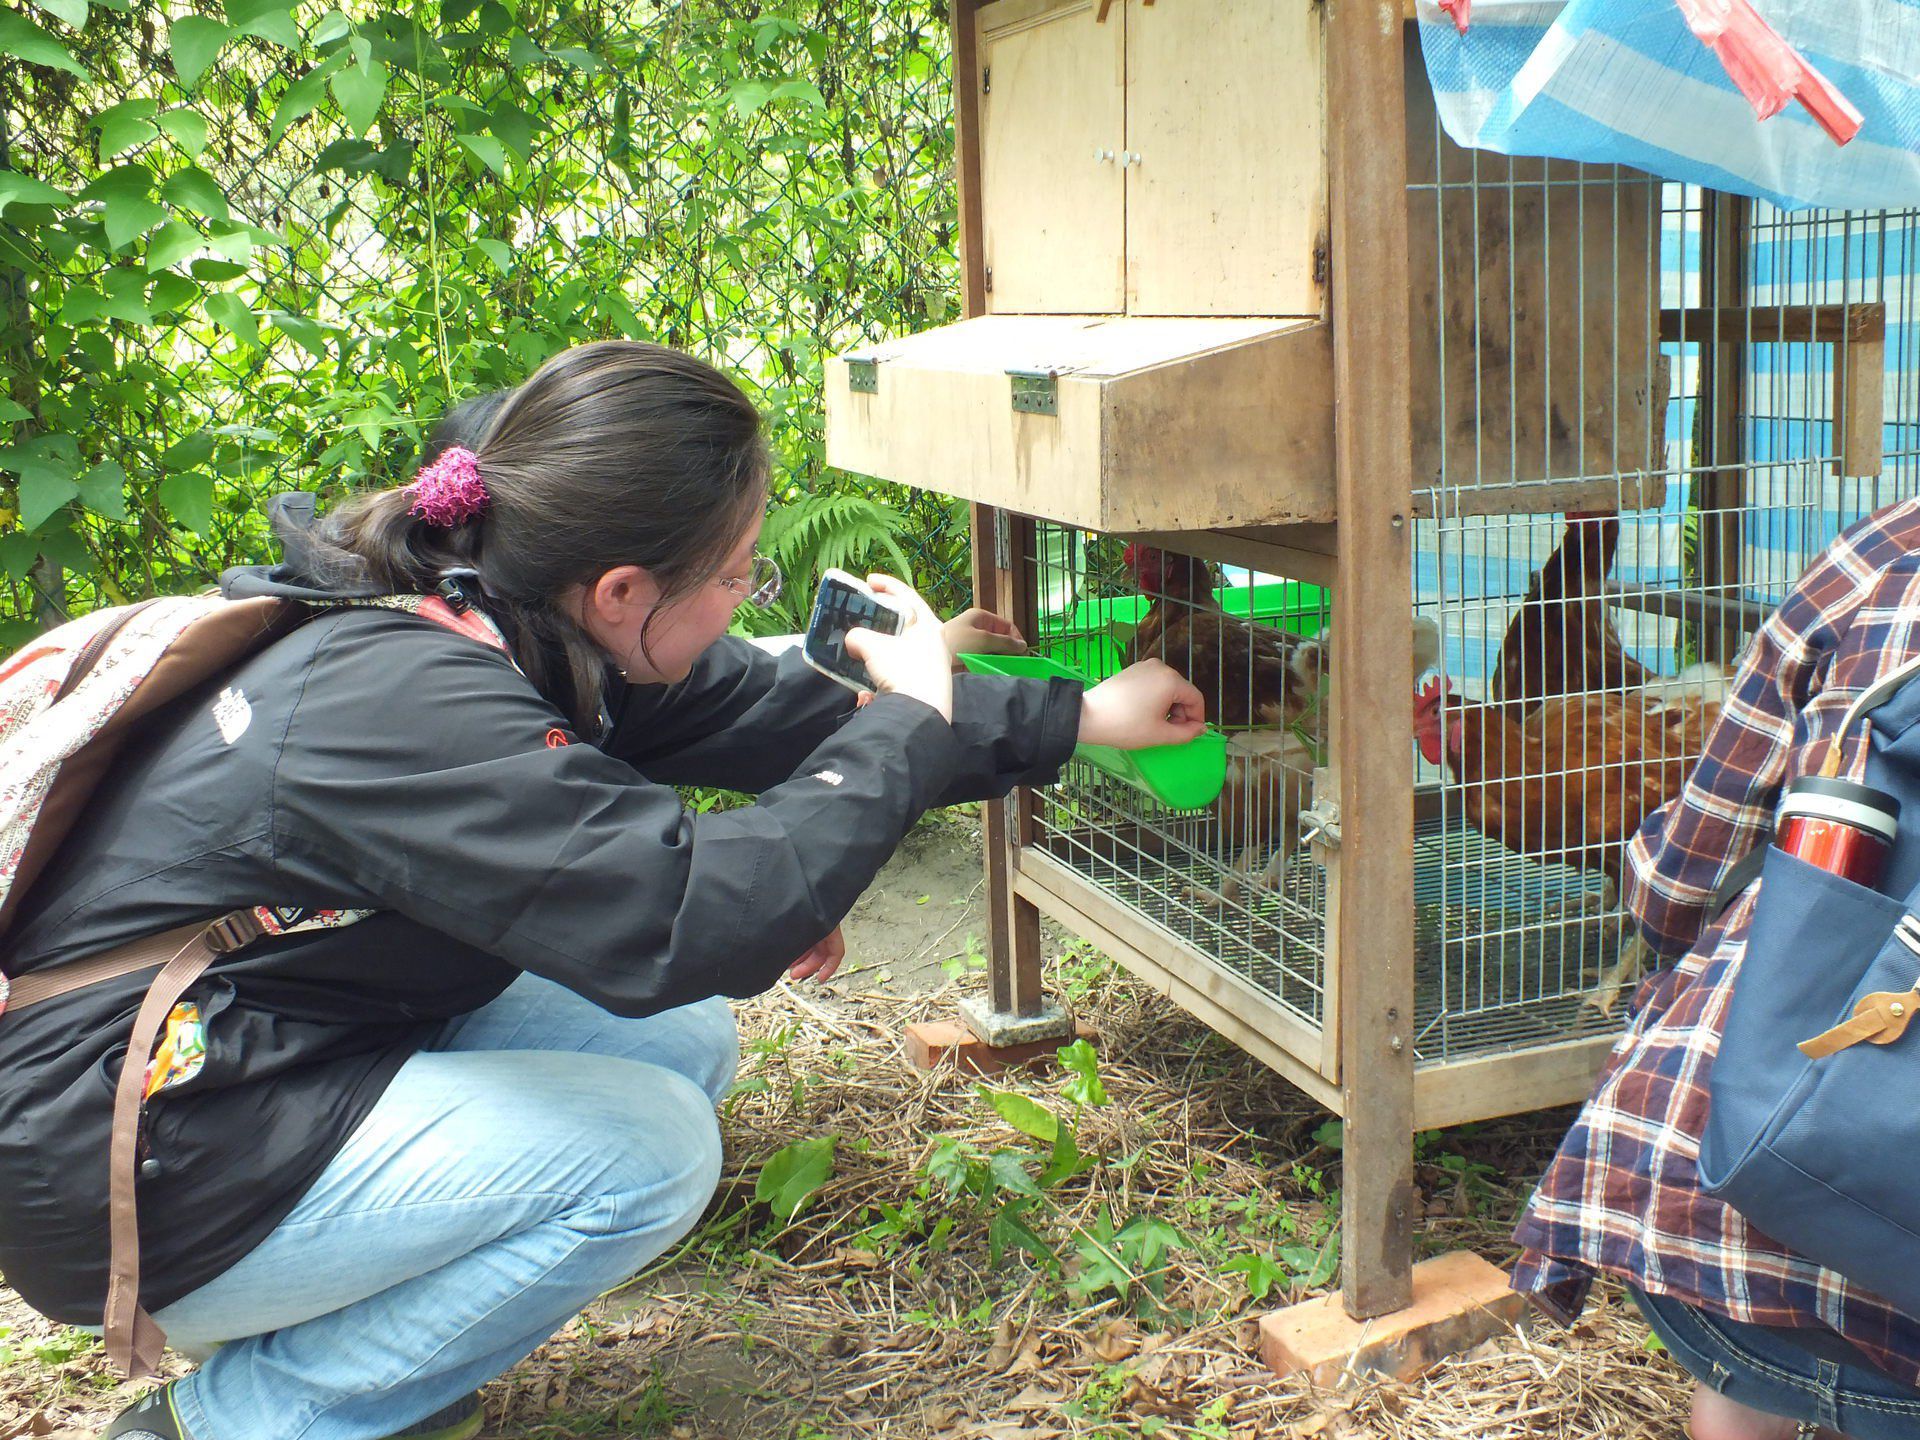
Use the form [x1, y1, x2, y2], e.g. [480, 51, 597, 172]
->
[203, 911, 264, 955]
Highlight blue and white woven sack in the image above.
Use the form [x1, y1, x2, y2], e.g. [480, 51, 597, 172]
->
[1413, 0, 1920, 212]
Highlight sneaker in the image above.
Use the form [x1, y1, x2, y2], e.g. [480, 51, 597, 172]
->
[103, 1382, 483, 1440]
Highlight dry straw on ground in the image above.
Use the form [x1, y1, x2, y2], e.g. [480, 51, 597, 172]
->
[0, 960, 1693, 1439]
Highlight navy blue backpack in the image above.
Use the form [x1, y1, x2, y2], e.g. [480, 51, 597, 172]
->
[1701, 654, 1920, 1312]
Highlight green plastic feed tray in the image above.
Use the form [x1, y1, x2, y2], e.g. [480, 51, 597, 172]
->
[1034, 579, 1326, 682]
[957, 652, 1226, 810]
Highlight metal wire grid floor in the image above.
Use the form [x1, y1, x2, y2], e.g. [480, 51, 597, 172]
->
[1035, 765, 1627, 1065]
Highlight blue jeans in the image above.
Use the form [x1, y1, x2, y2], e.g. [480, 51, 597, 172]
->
[1630, 1286, 1920, 1438]
[145, 976, 739, 1440]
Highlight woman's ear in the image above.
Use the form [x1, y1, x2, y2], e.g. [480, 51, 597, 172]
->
[577, 564, 661, 638]
[583, 568, 660, 622]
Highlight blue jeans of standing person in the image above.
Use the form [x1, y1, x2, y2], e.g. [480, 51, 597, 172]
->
[1631, 1285, 1920, 1438]
[143, 975, 739, 1440]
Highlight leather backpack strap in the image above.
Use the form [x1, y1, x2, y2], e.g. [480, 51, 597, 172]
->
[99, 910, 263, 1378]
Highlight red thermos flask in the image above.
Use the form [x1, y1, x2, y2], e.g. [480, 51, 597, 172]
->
[1777, 775, 1901, 888]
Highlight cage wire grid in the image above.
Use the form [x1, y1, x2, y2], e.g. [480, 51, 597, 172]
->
[1019, 145, 1920, 1068]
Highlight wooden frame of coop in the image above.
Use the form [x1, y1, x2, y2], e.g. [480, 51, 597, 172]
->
[824, 0, 1895, 1330]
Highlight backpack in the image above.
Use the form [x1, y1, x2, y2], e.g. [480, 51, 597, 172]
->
[0, 589, 509, 1378]
[1698, 651, 1920, 1313]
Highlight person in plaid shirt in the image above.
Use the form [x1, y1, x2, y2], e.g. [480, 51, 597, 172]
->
[1513, 497, 1920, 1440]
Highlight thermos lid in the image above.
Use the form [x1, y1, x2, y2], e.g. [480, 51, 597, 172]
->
[1781, 774, 1900, 842]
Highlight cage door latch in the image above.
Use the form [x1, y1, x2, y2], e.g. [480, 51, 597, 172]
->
[1299, 795, 1341, 851]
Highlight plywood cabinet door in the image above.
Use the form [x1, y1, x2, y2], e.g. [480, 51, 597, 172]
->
[979, 0, 1127, 314]
[1123, 0, 1328, 318]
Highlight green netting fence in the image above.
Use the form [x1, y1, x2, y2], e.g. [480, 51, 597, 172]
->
[0, 0, 972, 646]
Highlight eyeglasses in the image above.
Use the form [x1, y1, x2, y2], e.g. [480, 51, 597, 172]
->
[717, 552, 782, 609]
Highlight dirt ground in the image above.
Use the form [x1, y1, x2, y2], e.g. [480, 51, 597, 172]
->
[0, 813, 1696, 1439]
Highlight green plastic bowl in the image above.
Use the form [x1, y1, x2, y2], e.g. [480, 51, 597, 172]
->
[957, 652, 1226, 810]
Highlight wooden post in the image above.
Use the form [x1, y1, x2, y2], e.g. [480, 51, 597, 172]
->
[1325, 0, 1418, 1319]
[1698, 193, 1749, 666]
[952, 0, 1047, 1019]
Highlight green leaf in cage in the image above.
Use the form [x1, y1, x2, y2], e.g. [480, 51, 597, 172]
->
[159, 473, 216, 537]
[0, 400, 29, 427]
[0, 170, 70, 219]
[224, 0, 299, 50]
[474, 1, 511, 36]
[551, 45, 600, 73]
[154, 109, 209, 160]
[36, 0, 88, 27]
[92, 99, 159, 162]
[167, 16, 230, 89]
[160, 165, 230, 222]
[146, 220, 204, 274]
[75, 462, 129, 522]
[0, 11, 85, 75]
[332, 59, 388, 139]
[456, 133, 507, 178]
[204, 293, 259, 349]
[506, 32, 542, 67]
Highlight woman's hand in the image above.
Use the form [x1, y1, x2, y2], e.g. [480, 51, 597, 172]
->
[844, 575, 954, 722]
[1079, 660, 1207, 749]
[787, 925, 846, 983]
[942, 607, 1027, 668]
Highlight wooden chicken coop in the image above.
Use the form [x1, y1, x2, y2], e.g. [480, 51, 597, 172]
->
[825, 0, 1907, 1332]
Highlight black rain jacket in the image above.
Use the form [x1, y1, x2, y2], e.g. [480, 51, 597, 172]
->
[0, 542, 1079, 1323]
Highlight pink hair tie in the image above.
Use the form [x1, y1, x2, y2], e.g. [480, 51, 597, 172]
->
[406, 446, 490, 526]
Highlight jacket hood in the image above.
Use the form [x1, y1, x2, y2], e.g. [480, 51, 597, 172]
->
[220, 492, 387, 603]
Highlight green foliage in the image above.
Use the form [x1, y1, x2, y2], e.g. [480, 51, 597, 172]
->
[0, 0, 971, 641]
[754, 1135, 837, 1221]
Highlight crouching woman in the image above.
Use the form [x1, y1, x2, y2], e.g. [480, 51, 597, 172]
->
[0, 339, 1204, 1440]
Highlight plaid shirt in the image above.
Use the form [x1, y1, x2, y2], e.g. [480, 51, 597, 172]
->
[1512, 496, 1920, 1384]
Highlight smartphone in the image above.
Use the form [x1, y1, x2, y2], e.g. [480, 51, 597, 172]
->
[802, 568, 906, 692]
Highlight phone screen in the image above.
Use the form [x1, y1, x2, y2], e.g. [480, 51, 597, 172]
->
[804, 573, 904, 691]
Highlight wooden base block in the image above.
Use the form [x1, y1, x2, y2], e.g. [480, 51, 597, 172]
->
[1257, 1252, 1529, 1387]
[904, 1020, 1094, 1076]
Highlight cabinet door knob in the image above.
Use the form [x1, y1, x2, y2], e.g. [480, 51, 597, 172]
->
[1122, 151, 1143, 166]
[1093, 147, 1115, 162]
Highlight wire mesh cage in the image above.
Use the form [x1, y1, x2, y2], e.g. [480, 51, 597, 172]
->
[1000, 169, 1920, 1089]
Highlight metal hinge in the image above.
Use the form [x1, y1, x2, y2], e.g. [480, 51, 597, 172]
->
[1007, 369, 1058, 416]
[992, 511, 1012, 571]
[982, 66, 991, 94]
[847, 358, 878, 394]
[984, 265, 993, 293]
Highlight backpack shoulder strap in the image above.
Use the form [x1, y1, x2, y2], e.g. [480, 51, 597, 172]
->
[1707, 843, 1771, 923]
